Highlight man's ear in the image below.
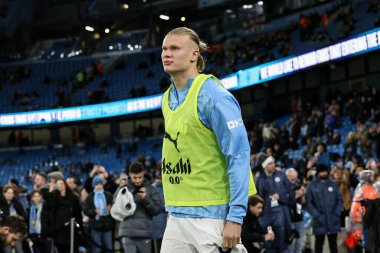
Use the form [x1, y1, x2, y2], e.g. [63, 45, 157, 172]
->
[1, 226, 9, 234]
[190, 50, 199, 63]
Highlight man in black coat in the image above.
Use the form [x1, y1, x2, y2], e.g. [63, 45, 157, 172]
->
[242, 195, 274, 253]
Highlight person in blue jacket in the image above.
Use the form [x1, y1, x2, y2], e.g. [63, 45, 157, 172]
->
[305, 164, 343, 253]
[256, 153, 295, 253]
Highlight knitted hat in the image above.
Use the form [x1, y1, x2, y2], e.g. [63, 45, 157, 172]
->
[257, 153, 275, 169]
[92, 175, 104, 187]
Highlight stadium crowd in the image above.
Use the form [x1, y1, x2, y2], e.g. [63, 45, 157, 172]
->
[0, 83, 379, 253]
[1, 1, 380, 252]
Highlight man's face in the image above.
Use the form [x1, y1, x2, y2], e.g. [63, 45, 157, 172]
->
[287, 171, 298, 184]
[249, 202, 263, 217]
[1, 228, 23, 246]
[34, 175, 45, 187]
[265, 161, 276, 174]
[161, 34, 198, 75]
[319, 171, 329, 180]
[129, 172, 144, 187]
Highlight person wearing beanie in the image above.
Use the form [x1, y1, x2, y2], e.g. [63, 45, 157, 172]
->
[306, 164, 343, 253]
[255, 153, 295, 253]
[84, 175, 114, 253]
[84, 165, 117, 195]
[92, 175, 104, 188]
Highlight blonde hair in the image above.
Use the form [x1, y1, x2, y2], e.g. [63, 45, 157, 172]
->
[167, 27, 207, 73]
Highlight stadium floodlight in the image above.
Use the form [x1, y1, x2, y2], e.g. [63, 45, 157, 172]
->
[159, 14, 170, 20]
[85, 26, 95, 32]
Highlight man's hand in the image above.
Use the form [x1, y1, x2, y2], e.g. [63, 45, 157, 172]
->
[222, 221, 241, 249]
[90, 166, 99, 178]
[264, 233, 275, 241]
[137, 187, 147, 199]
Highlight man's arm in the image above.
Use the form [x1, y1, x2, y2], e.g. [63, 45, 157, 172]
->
[198, 79, 251, 248]
[200, 80, 250, 224]
[138, 186, 164, 216]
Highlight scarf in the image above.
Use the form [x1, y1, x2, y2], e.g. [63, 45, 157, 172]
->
[9, 203, 16, 216]
[94, 189, 108, 220]
[29, 202, 43, 234]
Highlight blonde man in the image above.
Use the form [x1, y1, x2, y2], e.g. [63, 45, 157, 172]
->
[160, 27, 256, 252]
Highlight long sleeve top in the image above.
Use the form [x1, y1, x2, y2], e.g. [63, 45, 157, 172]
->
[165, 76, 250, 224]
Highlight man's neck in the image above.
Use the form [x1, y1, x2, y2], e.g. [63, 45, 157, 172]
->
[171, 71, 199, 90]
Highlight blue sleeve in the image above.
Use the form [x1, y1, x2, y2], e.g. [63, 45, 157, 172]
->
[198, 78, 251, 224]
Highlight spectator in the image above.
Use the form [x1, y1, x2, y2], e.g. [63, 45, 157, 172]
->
[331, 165, 352, 227]
[26, 190, 52, 253]
[84, 175, 114, 253]
[119, 163, 163, 253]
[96, 61, 104, 75]
[286, 168, 306, 253]
[85, 165, 117, 195]
[46, 178, 82, 253]
[356, 122, 372, 159]
[306, 164, 343, 253]
[256, 153, 295, 253]
[0, 185, 26, 218]
[0, 185, 26, 253]
[313, 144, 330, 167]
[76, 71, 84, 87]
[32, 173, 49, 198]
[343, 132, 357, 160]
[241, 195, 275, 253]
[66, 177, 81, 198]
[299, 14, 310, 41]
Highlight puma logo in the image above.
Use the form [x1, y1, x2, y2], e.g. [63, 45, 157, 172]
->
[164, 131, 180, 152]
